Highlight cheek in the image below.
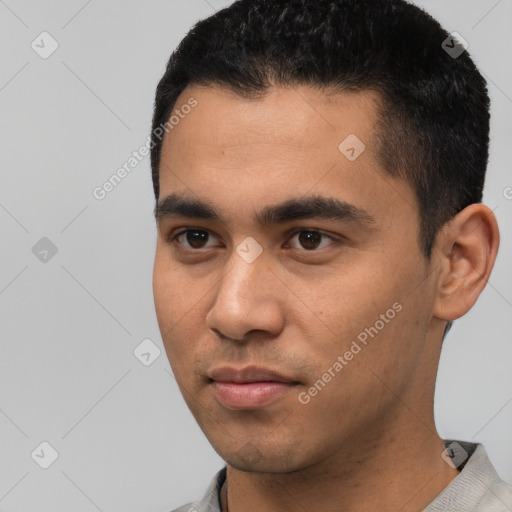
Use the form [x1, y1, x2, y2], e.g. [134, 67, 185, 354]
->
[297, 257, 421, 378]
[153, 254, 190, 355]
[153, 251, 213, 373]
[300, 266, 391, 340]
[153, 249, 194, 322]
[152, 255, 174, 329]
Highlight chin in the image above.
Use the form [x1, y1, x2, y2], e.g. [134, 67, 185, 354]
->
[224, 455, 298, 474]
[214, 439, 307, 474]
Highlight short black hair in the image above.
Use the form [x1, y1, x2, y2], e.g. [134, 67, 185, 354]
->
[150, 0, 491, 337]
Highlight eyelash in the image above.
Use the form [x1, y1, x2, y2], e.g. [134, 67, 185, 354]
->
[166, 228, 339, 252]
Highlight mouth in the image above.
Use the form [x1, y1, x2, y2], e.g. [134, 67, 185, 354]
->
[208, 366, 300, 410]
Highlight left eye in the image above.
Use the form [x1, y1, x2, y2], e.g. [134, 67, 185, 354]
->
[287, 230, 337, 251]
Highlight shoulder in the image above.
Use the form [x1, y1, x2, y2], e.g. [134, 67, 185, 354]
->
[169, 500, 220, 512]
[464, 442, 512, 511]
[169, 505, 194, 512]
[474, 475, 512, 511]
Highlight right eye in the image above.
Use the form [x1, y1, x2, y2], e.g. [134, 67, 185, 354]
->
[167, 228, 222, 250]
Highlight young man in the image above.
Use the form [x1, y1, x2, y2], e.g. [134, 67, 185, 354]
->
[150, 0, 511, 510]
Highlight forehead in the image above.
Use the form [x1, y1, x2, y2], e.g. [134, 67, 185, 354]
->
[164, 84, 382, 156]
[158, 84, 418, 231]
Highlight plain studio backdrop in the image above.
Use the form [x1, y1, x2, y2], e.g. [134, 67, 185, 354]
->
[0, 1, 510, 510]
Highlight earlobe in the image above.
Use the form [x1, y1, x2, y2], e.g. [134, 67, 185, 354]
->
[432, 203, 500, 322]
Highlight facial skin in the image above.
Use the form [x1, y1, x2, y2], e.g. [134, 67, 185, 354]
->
[153, 84, 499, 511]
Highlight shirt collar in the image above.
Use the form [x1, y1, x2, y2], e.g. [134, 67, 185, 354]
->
[423, 440, 503, 511]
[190, 440, 500, 511]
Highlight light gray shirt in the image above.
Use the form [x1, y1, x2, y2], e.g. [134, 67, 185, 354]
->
[171, 440, 512, 511]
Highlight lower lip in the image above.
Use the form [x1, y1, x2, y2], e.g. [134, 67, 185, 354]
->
[211, 381, 295, 410]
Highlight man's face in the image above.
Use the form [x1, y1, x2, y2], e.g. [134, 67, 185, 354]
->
[153, 84, 438, 472]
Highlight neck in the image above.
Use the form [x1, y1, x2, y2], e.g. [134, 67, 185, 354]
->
[222, 414, 459, 512]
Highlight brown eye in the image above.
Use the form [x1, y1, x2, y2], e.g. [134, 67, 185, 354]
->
[298, 231, 322, 250]
[185, 230, 209, 248]
[171, 229, 219, 249]
[288, 230, 337, 251]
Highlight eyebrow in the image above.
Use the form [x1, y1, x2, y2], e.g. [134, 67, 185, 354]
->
[154, 193, 377, 228]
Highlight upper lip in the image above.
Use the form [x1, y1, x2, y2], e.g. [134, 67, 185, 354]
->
[208, 366, 296, 384]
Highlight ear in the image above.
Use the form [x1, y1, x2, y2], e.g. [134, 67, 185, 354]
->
[432, 203, 500, 321]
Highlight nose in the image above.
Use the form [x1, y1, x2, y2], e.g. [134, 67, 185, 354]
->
[205, 248, 286, 342]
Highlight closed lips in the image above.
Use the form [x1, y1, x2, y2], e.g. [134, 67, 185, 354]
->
[208, 366, 299, 384]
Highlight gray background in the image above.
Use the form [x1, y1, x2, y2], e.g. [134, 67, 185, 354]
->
[0, 0, 510, 510]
